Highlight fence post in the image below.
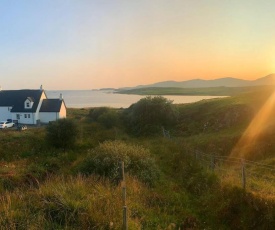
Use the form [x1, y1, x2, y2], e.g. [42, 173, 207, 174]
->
[241, 159, 246, 190]
[123, 206, 127, 230]
[121, 162, 128, 230]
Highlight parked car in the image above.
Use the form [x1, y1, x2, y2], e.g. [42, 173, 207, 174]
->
[0, 120, 15, 129]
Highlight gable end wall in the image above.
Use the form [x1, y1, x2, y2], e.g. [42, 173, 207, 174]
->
[0, 107, 13, 121]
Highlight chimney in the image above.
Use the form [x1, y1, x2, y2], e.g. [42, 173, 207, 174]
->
[40, 85, 43, 91]
[60, 93, 63, 100]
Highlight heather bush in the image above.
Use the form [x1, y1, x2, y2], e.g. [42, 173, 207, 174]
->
[46, 119, 78, 150]
[75, 141, 160, 185]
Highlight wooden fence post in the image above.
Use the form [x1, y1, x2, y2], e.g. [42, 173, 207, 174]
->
[121, 162, 128, 230]
[123, 206, 127, 230]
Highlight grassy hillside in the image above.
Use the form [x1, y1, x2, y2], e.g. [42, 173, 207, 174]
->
[176, 87, 275, 158]
[0, 88, 274, 229]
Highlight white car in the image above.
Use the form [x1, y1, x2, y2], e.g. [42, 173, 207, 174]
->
[0, 120, 15, 129]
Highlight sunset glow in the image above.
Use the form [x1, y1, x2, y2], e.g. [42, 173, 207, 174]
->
[1, 1, 275, 89]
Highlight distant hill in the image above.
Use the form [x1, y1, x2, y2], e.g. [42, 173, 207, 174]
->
[118, 74, 275, 90]
[116, 86, 274, 96]
[252, 74, 275, 86]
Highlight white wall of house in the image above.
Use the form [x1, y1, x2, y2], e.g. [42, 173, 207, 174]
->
[21, 113, 35, 124]
[39, 112, 59, 123]
[11, 113, 35, 124]
[0, 107, 13, 121]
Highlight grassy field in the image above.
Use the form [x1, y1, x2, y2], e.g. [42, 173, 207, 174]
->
[0, 88, 274, 229]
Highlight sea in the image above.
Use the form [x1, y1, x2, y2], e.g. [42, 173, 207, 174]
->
[46, 90, 224, 108]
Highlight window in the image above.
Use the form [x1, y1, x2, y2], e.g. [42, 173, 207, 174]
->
[24, 114, 27, 118]
[26, 102, 30, 107]
[28, 114, 30, 118]
[16, 114, 20, 119]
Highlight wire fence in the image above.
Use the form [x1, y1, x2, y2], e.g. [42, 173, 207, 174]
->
[187, 148, 275, 198]
[161, 127, 275, 198]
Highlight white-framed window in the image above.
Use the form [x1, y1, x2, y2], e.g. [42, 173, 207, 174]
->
[16, 114, 20, 119]
[24, 114, 27, 118]
[26, 102, 30, 107]
[28, 114, 30, 118]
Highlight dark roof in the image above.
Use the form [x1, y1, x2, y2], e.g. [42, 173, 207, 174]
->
[40, 99, 63, 112]
[0, 90, 44, 112]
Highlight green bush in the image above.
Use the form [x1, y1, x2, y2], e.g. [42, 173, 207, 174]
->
[98, 110, 119, 129]
[88, 107, 109, 121]
[75, 141, 160, 185]
[89, 107, 120, 128]
[124, 96, 178, 136]
[46, 119, 78, 150]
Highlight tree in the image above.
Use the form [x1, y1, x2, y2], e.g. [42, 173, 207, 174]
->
[124, 96, 178, 136]
[46, 119, 78, 150]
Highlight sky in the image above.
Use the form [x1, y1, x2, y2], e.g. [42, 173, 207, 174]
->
[1, 0, 275, 90]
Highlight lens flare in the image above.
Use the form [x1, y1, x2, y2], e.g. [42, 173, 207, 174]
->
[231, 89, 275, 158]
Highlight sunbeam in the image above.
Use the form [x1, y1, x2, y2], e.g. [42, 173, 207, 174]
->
[231, 89, 275, 158]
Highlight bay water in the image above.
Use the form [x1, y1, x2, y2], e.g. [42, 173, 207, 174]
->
[46, 90, 224, 108]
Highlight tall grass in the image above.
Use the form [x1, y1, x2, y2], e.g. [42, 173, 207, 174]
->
[0, 175, 147, 229]
[0, 174, 198, 229]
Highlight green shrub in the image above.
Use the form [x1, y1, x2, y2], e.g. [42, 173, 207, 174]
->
[46, 119, 78, 150]
[75, 141, 160, 185]
[89, 107, 120, 128]
[88, 107, 109, 121]
[124, 96, 178, 136]
[98, 110, 119, 129]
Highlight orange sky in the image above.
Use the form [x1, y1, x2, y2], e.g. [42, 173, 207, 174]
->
[1, 1, 275, 89]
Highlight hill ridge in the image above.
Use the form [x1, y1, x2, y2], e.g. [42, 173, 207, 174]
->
[118, 74, 275, 90]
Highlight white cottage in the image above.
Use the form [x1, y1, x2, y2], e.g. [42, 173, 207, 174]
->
[0, 86, 66, 124]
